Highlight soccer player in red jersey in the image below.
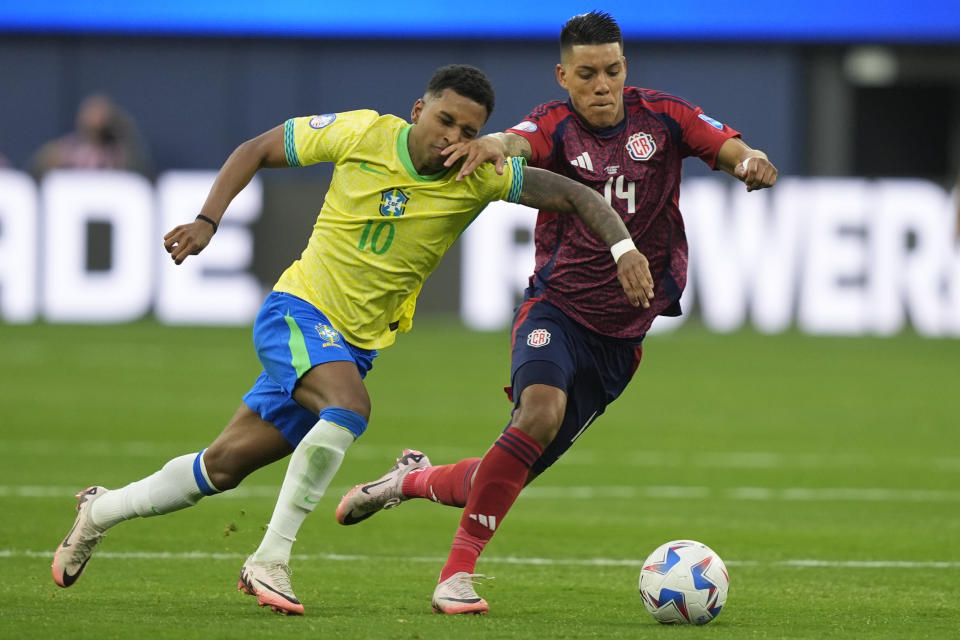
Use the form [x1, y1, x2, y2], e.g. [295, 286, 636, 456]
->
[335, 11, 778, 614]
[50, 64, 656, 617]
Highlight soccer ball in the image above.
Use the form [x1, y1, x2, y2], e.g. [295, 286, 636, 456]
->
[638, 539, 729, 625]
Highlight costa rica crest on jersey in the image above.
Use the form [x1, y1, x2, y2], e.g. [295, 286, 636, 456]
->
[379, 188, 409, 217]
[626, 131, 657, 161]
[527, 328, 551, 348]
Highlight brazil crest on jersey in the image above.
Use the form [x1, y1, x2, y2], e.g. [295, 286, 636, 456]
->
[273, 110, 525, 350]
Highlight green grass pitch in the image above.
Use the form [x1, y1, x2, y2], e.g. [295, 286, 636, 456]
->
[1, 319, 958, 638]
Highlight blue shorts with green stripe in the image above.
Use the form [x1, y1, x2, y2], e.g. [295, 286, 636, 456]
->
[242, 291, 377, 446]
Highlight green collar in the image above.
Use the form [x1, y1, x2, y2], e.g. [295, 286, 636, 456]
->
[397, 124, 448, 182]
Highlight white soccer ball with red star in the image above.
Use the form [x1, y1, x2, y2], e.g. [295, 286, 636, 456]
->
[638, 539, 729, 625]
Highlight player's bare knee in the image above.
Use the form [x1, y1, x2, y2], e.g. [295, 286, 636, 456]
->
[512, 385, 565, 447]
[511, 406, 563, 449]
[201, 446, 244, 491]
[293, 385, 371, 419]
[307, 395, 371, 421]
[337, 395, 371, 420]
[294, 361, 371, 418]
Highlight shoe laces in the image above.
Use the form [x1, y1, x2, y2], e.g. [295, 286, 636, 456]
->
[381, 454, 417, 508]
[260, 562, 295, 594]
[447, 573, 492, 598]
[72, 525, 105, 561]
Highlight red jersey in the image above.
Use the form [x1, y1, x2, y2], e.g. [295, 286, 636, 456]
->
[507, 86, 740, 339]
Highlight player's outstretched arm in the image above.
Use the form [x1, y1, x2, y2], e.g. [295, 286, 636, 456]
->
[716, 137, 778, 192]
[163, 125, 288, 265]
[442, 132, 532, 181]
[517, 166, 655, 308]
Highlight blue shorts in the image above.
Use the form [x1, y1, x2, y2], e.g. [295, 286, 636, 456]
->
[507, 295, 643, 474]
[242, 292, 377, 446]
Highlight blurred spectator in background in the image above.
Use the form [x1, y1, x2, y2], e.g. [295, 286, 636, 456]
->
[28, 93, 152, 179]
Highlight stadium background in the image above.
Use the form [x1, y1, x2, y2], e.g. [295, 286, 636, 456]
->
[1, 5, 960, 638]
[2, 1, 959, 330]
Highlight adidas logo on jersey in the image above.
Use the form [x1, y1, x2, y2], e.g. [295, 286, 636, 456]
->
[569, 152, 593, 171]
[468, 513, 497, 531]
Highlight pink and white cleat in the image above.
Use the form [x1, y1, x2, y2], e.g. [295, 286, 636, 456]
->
[52, 486, 107, 588]
[335, 449, 431, 525]
[238, 555, 305, 615]
[431, 572, 490, 615]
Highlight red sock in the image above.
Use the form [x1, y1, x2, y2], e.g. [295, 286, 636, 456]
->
[401, 458, 481, 507]
[439, 427, 543, 582]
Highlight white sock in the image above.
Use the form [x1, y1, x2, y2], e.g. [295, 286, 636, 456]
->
[251, 419, 355, 564]
[90, 451, 220, 530]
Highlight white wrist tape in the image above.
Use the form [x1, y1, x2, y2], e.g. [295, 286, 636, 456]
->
[610, 238, 638, 263]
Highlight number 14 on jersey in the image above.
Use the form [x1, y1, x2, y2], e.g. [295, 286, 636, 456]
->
[603, 176, 636, 214]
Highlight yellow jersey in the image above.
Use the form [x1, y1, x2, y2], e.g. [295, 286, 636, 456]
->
[273, 110, 524, 349]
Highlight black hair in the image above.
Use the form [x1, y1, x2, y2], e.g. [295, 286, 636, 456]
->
[560, 10, 623, 52]
[425, 64, 495, 120]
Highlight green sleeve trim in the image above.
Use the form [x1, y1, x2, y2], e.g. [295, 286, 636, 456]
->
[506, 156, 526, 203]
[283, 119, 301, 167]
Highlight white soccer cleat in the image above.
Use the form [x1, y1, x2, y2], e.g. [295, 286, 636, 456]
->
[237, 556, 305, 615]
[431, 572, 490, 615]
[335, 449, 431, 525]
[52, 486, 107, 588]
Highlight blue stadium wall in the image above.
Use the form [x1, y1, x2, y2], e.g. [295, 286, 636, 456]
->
[0, 35, 802, 314]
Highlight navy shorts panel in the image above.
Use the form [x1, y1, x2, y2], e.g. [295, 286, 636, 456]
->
[512, 360, 567, 396]
[242, 291, 378, 447]
[508, 297, 642, 474]
[509, 302, 574, 388]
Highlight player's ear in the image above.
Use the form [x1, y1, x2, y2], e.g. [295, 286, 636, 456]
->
[555, 63, 568, 90]
[411, 98, 425, 124]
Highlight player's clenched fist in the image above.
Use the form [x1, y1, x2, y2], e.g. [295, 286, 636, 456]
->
[163, 219, 215, 265]
[734, 155, 778, 192]
[616, 250, 655, 309]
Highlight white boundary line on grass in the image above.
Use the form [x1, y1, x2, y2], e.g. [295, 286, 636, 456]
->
[5, 442, 960, 472]
[3, 484, 959, 503]
[2, 549, 958, 569]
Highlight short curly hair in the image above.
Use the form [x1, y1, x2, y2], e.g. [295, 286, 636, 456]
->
[425, 64, 495, 121]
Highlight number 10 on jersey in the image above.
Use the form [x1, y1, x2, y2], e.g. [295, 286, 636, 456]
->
[358, 220, 396, 254]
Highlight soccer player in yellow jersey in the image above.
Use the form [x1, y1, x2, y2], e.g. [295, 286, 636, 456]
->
[51, 64, 655, 615]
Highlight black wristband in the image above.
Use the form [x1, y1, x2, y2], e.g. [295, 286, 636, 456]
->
[195, 214, 218, 233]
